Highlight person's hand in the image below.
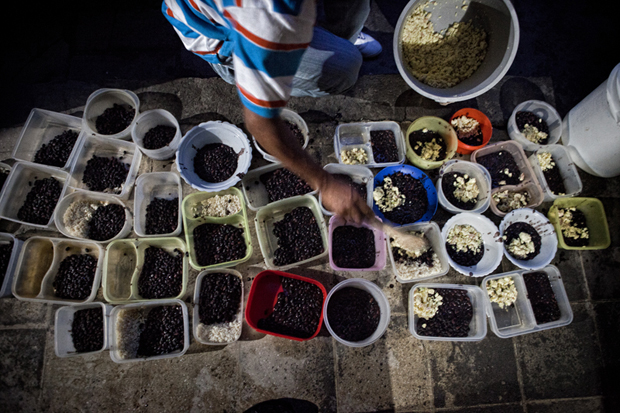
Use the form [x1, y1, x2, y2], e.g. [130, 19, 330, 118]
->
[320, 174, 375, 224]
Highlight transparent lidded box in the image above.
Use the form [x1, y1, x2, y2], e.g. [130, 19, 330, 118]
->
[134, 172, 182, 238]
[334, 121, 406, 168]
[55, 302, 113, 357]
[528, 144, 583, 202]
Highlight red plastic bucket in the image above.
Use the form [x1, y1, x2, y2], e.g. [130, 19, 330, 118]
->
[450, 108, 493, 155]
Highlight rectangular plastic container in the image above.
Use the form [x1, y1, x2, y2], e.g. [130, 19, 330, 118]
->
[67, 134, 142, 200]
[482, 265, 573, 338]
[408, 283, 487, 341]
[319, 163, 373, 216]
[328, 215, 386, 271]
[55, 302, 113, 357]
[334, 121, 406, 168]
[182, 188, 252, 271]
[102, 237, 188, 304]
[254, 195, 328, 271]
[134, 172, 182, 237]
[547, 197, 610, 250]
[108, 299, 189, 363]
[193, 269, 244, 345]
[0, 161, 70, 229]
[0, 233, 24, 298]
[12, 108, 84, 170]
[12, 237, 104, 305]
[528, 145, 583, 202]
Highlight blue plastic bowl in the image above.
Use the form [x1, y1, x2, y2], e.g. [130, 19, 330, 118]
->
[372, 165, 437, 226]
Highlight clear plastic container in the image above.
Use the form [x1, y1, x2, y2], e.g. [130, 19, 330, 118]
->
[528, 145, 583, 202]
[67, 134, 142, 200]
[547, 197, 610, 250]
[334, 121, 406, 168]
[108, 299, 190, 363]
[12, 108, 83, 169]
[408, 283, 487, 341]
[54, 191, 133, 243]
[134, 172, 182, 238]
[0, 161, 70, 229]
[323, 278, 390, 347]
[55, 302, 113, 357]
[319, 164, 373, 216]
[254, 195, 328, 270]
[328, 215, 386, 272]
[181, 187, 252, 271]
[387, 222, 450, 284]
[102, 237, 188, 304]
[131, 109, 182, 160]
[508, 100, 562, 151]
[450, 108, 493, 155]
[482, 265, 573, 338]
[82, 88, 140, 140]
[0, 233, 23, 298]
[441, 213, 503, 277]
[12, 237, 104, 305]
[193, 269, 244, 345]
[436, 160, 492, 214]
[405, 116, 458, 169]
[253, 108, 309, 162]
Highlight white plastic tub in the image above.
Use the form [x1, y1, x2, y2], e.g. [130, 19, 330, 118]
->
[508, 100, 562, 151]
[334, 121, 406, 168]
[55, 302, 112, 357]
[436, 160, 492, 214]
[320, 163, 373, 216]
[133, 172, 182, 238]
[131, 109, 182, 160]
[328, 215, 386, 272]
[82, 88, 140, 140]
[252, 108, 309, 162]
[528, 145, 583, 202]
[0, 233, 23, 298]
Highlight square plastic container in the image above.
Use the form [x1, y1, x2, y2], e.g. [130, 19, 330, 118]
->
[241, 163, 318, 211]
[108, 299, 189, 363]
[508, 100, 562, 152]
[67, 134, 142, 200]
[55, 302, 113, 357]
[408, 283, 487, 342]
[0, 233, 24, 298]
[12, 237, 104, 305]
[387, 222, 449, 284]
[0, 161, 70, 229]
[193, 269, 244, 345]
[253, 108, 310, 163]
[255, 195, 328, 271]
[334, 121, 406, 168]
[102, 237, 188, 304]
[547, 197, 610, 250]
[82, 88, 140, 141]
[182, 188, 252, 271]
[328, 215, 386, 271]
[319, 163, 373, 216]
[134, 172, 182, 237]
[245, 270, 327, 342]
[131, 109, 181, 160]
[528, 145, 583, 202]
[12, 108, 83, 170]
[482, 265, 573, 338]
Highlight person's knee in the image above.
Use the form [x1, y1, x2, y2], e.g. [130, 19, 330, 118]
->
[320, 45, 362, 95]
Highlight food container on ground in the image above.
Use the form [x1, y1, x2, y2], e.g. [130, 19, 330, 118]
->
[482, 265, 572, 338]
[55, 302, 113, 357]
[12, 237, 104, 305]
[409, 283, 487, 341]
[436, 160, 492, 214]
[334, 121, 406, 168]
[0, 233, 23, 298]
[547, 197, 610, 250]
[508, 100, 562, 151]
[528, 145, 583, 202]
[134, 172, 182, 238]
[131, 109, 182, 160]
[320, 164, 373, 216]
[253, 108, 309, 162]
[328, 215, 387, 272]
[82, 88, 140, 140]
[450, 108, 493, 155]
[405, 117, 458, 169]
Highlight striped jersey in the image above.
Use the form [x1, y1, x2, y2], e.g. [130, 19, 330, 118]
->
[162, 0, 316, 118]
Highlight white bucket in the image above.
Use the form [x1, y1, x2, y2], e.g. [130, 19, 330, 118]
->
[562, 62, 620, 177]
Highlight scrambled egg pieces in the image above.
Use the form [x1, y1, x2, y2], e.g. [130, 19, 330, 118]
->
[373, 177, 406, 212]
[446, 224, 483, 253]
[341, 148, 368, 165]
[413, 287, 443, 319]
[486, 276, 518, 309]
[557, 207, 589, 240]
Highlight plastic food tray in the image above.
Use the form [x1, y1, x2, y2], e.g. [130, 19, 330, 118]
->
[320, 163, 374, 216]
[55, 302, 113, 357]
[508, 100, 562, 151]
[134, 172, 182, 238]
[0, 233, 24, 298]
[328, 215, 386, 271]
[334, 121, 406, 168]
[547, 197, 610, 250]
[253, 108, 310, 162]
[528, 145, 583, 202]
[131, 109, 181, 160]
[436, 160, 492, 214]
[82, 88, 140, 141]
[405, 116, 458, 170]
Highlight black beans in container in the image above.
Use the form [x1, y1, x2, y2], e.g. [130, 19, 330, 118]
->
[193, 223, 247, 266]
[370, 130, 399, 163]
[441, 172, 478, 210]
[516, 111, 550, 144]
[261, 168, 313, 203]
[95, 104, 135, 135]
[446, 242, 484, 267]
[333, 174, 367, 200]
[476, 151, 522, 188]
[332, 226, 376, 269]
[199, 273, 242, 325]
[82, 155, 129, 193]
[377, 172, 428, 225]
[17, 177, 62, 225]
[71, 308, 104, 353]
[145, 197, 179, 235]
[0, 242, 14, 287]
[87, 203, 126, 241]
[542, 161, 567, 195]
[142, 125, 176, 150]
[193, 143, 238, 183]
[503, 222, 542, 260]
[138, 247, 184, 299]
[53, 254, 98, 300]
[34, 130, 79, 167]
[327, 287, 380, 342]
[523, 272, 561, 324]
[562, 209, 589, 247]
[273, 206, 324, 266]
[417, 288, 473, 337]
[137, 305, 185, 357]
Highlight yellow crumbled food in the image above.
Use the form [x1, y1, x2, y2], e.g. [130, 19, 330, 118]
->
[414, 135, 443, 161]
[486, 276, 518, 309]
[537, 152, 555, 172]
[413, 287, 443, 319]
[523, 124, 548, 144]
[492, 190, 530, 213]
[557, 207, 589, 240]
[446, 224, 482, 253]
[451, 115, 481, 139]
[192, 194, 241, 218]
[506, 232, 536, 259]
[452, 173, 479, 204]
[373, 177, 405, 212]
[341, 148, 368, 165]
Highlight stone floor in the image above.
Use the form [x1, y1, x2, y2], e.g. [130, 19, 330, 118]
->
[1, 1, 620, 412]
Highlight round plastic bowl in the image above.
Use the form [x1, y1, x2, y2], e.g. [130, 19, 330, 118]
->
[405, 117, 458, 169]
[372, 165, 438, 227]
[450, 108, 493, 155]
[82, 88, 140, 140]
[131, 109, 182, 160]
[252, 109, 309, 162]
[176, 121, 252, 192]
[499, 208, 557, 271]
[323, 278, 390, 347]
[441, 212, 503, 277]
[436, 160, 492, 214]
[508, 100, 562, 151]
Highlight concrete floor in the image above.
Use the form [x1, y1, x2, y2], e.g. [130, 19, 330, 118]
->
[1, 1, 620, 412]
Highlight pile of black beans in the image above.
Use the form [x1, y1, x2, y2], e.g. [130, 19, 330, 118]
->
[34, 130, 79, 167]
[142, 125, 176, 149]
[476, 151, 522, 188]
[261, 168, 312, 203]
[516, 111, 550, 144]
[145, 197, 178, 235]
[71, 307, 104, 353]
[417, 288, 472, 337]
[378, 172, 428, 225]
[53, 253, 98, 300]
[17, 177, 62, 225]
[326, 287, 380, 342]
[257, 276, 323, 339]
[199, 273, 242, 325]
[87, 203, 126, 241]
[138, 247, 183, 299]
[442, 172, 478, 210]
[273, 207, 324, 266]
[332, 226, 376, 269]
[193, 223, 246, 266]
[193, 143, 238, 183]
[446, 241, 484, 267]
[82, 155, 129, 193]
[137, 305, 184, 357]
[0, 242, 14, 287]
[95, 104, 135, 135]
[523, 272, 561, 324]
[370, 130, 399, 163]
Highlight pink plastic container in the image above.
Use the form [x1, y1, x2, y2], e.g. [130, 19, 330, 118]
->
[328, 215, 387, 272]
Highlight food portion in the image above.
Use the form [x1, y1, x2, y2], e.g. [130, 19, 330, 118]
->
[557, 207, 589, 247]
[523, 272, 561, 324]
[261, 168, 313, 203]
[340, 147, 369, 165]
[409, 129, 446, 162]
[492, 189, 530, 213]
[143, 125, 176, 149]
[96, 104, 135, 135]
[71, 308, 104, 353]
[17, 177, 62, 225]
[370, 130, 399, 163]
[537, 152, 566, 195]
[193, 143, 238, 183]
[476, 151, 524, 188]
[63, 199, 126, 241]
[145, 197, 179, 235]
[415, 287, 473, 337]
[451, 116, 483, 146]
[331, 225, 376, 269]
[82, 155, 129, 194]
[193, 223, 247, 266]
[327, 286, 380, 342]
[442, 171, 479, 210]
[273, 207, 324, 267]
[53, 253, 98, 300]
[516, 111, 549, 145]
[391, 230, 442, 280]
[503, 222, 542, 261]
[34, 130, 79, 167]
[137, 247, 184, 299]
[486, 276, 518, 310]
[197, 272, 242, 343]
[445, 224, 484, 266]
[373, 172, 428, 225]
[191, 194, 241, 218]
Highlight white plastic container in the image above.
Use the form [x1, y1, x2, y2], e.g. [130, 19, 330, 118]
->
[0, 233, 23, 298]
[562, 62, 620, 177]
[252, 108, 309, 162]
[334, 121, 406, 168]
[528, 145, 583, 202]
[82, 88, 140, 140]
[320, 164, 373, 216]
[133, 172, 182, 238]
[436, 160, 492, 214]
[131, 109, 182, 160]
[12, 108, 83, 170]
[508, 100, 562, 151]
[54, 302, 113, 357]
[328, 215, 386, 272]
[323, 278, 390, 347]
[408, 283, 487, 341]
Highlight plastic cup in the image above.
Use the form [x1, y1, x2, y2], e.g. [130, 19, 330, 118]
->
[253, 108, 310, 162]
[328, 215, 386, 272]
[82, 88, 140, 140]
[334, 121, 406, 168]
[547, 197, 610, 250]
[55, 302, 112, 357]
[450, 108, 493, 155]
[508, 100, 562, 151]
[0, 233, 23, 298]
[405, 116, 458, 170]
[320, 164, 373, 216]
[131, 109, 182, 160]
[134, 172, 182, 238]
[436, 160, 492, 214]
[528, 145, 583, 202]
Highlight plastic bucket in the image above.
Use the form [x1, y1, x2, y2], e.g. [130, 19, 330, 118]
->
[450, 108, 493, 155]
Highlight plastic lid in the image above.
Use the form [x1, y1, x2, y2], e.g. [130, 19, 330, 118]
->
[606, 62, 620, 124]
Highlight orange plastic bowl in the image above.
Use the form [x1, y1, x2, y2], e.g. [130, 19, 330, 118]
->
[450, 108, 493, 155]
